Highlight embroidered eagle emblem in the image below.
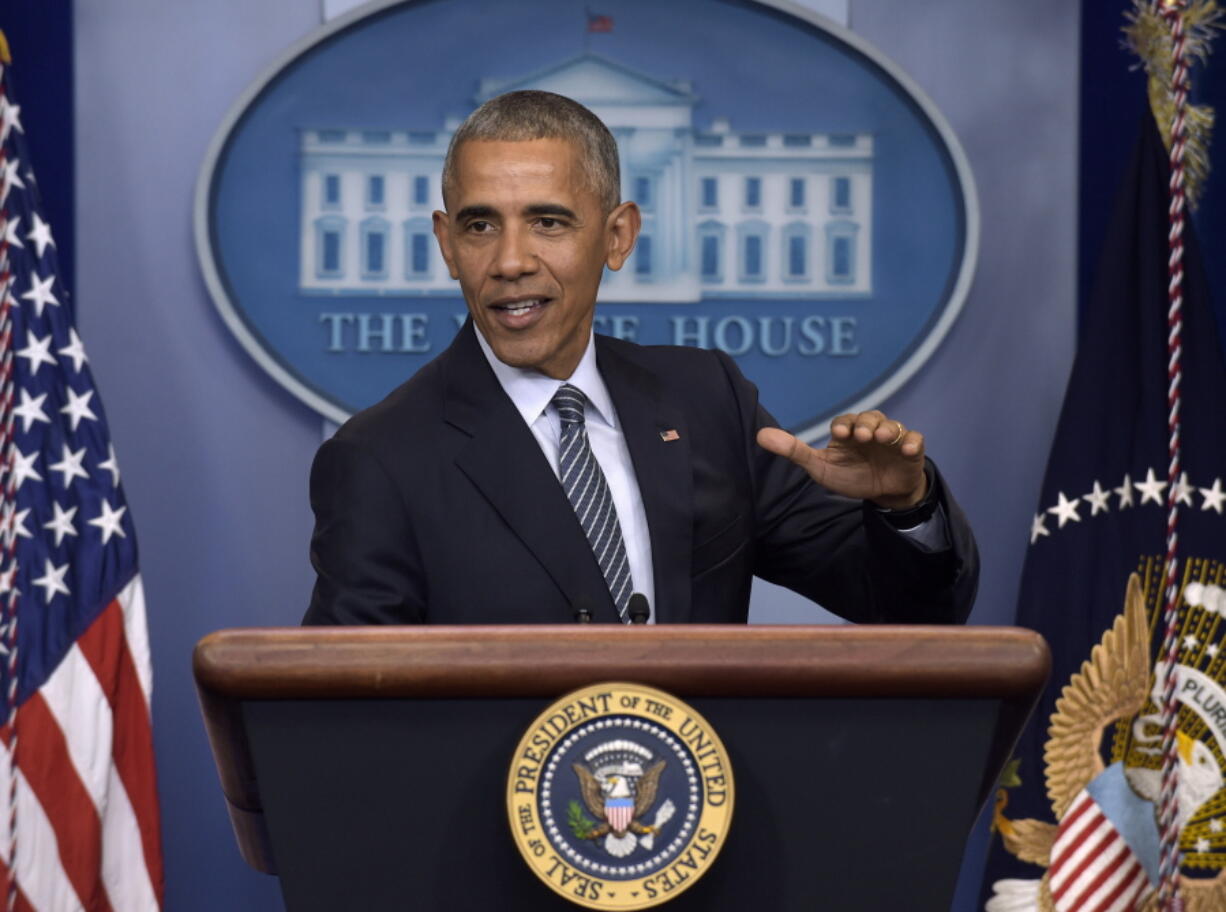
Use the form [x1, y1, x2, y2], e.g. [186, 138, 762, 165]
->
[989, 573, 1226, 911]
[571, 757, 672, 858]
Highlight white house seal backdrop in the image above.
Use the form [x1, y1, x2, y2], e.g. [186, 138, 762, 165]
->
[195, 0, 978, 438]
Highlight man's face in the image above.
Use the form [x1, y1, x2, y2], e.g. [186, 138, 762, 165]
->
[433, 138, 639, 379]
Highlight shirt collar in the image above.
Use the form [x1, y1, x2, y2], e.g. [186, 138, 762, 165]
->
[474, 324, 617, 429]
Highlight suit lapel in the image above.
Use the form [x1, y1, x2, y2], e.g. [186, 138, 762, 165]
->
[443, 324, 619, 622]
[597, 339, 694, 624]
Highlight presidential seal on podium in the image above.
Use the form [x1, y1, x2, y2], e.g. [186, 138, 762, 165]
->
[507, 683, 734, 909]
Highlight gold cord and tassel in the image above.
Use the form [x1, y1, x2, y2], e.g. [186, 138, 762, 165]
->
[1123, 0, 1223, 208]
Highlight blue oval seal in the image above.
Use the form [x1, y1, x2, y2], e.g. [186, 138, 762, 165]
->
[195, 0, 978, 439]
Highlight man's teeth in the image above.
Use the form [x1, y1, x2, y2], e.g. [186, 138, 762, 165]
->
[502, 299, 543, 315]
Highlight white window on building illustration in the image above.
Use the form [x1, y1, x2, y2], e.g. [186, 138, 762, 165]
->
[789, 178, 806, 211]
[404, 218, 432, 279]
[830, 176, 852, 214]
[635, 234, 653, 279]
[314, 216, 345, 279]
[698, 220, 726, 283]
[825, 221, 859, 285]
[744, 177, 762, 210]
[361, 216, 389, 279]
[322, 174, 341, 209]
[413, 176, 429, 207]
[634, 176, 654, 212]
[737, 221, 768, 283]
[367, 174, 386, 209]
[782, 222, 811, 282]
[700, 177, 718, 211]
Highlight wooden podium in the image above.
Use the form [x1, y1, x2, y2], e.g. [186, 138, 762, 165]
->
[194, 625, 1048, 911]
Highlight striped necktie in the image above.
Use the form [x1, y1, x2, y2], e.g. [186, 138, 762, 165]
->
[553, 384, 633, 623]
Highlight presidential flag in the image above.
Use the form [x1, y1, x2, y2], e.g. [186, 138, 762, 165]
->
[0, 40, 164, 910]
[981, 45, 1226, 912]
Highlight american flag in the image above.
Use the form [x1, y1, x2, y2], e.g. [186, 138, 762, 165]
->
[586, 12, 614, 33]
[0, 44, 163, 911]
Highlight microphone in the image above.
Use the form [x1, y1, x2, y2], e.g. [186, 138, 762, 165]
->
[628, 593, 650, 624]
[573, 595, 596, 624]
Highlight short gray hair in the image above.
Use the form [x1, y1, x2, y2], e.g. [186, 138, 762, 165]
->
[441, 90, 621, 213]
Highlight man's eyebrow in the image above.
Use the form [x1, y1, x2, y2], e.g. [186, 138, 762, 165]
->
[455, 205, 498, 222]
[524, 203, 578, 219]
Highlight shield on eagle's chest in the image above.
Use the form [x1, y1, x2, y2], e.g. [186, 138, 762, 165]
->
[606, 798, 634, 833]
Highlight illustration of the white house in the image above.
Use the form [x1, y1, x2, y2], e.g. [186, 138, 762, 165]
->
[298, 54, 873, 302]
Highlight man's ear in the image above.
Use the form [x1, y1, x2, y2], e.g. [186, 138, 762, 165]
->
[432, 210, 461, 280]
[603, 201, 642, 272]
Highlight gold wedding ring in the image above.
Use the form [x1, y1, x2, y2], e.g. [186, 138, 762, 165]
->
[889, 421, 905, 446]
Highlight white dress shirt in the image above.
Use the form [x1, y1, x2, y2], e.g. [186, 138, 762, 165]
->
[475, 329, 657, 621]
[475, 328, 948, 623]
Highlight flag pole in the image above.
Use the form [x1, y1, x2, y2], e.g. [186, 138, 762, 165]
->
[1156, 1, 1189, 908]
[0, 30, 20, 912]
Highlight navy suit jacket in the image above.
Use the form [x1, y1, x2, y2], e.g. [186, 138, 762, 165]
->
[303, 322, 977, 626]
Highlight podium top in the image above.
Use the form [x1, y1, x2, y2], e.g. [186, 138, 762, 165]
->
[194, 624, 1049, 699]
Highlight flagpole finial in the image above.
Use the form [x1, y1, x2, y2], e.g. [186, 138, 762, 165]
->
[1123, 0, 1223, 208]
[0, 31, 11, 65]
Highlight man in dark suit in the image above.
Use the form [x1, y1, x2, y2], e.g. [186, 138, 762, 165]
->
[304, 91, 977, 627]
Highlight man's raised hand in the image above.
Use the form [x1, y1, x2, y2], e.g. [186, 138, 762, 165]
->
[756, 410, 927, 510]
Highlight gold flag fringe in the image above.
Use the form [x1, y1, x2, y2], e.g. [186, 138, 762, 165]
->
[1124, 0, 1223, 208]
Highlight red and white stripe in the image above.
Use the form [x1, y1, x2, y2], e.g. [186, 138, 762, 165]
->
[0, 577, 163, 911]
[1049, 790, 1152, 912]
[606, 804, 633, 834]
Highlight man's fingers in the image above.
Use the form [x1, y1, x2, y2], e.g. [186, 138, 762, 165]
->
[831, 410, 887, 443]
[855, 410, 888, 442]
[756, 427, 820, 473]
[761, 416, 924, 468]
[829, 413, 857, 440]
[831, 411, 925, 456]
[871, 418, 899, 444]
[900, 429, 925, 458]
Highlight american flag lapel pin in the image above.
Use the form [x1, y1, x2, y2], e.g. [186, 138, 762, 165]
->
[659, 429, 681, 442]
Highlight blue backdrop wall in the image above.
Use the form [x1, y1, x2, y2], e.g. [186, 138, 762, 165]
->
[27, 0, 1088, 907]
